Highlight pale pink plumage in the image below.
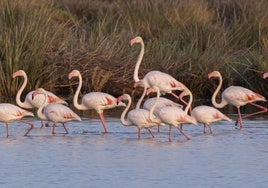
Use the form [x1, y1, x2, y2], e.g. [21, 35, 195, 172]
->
[12, 70, 67, 127]
[117, 88, 161, 139]
[130, 36, 187, 100]
[68, 70, 125, 133]
[33, 88, 81, 134]
[147, 87, 196, 142]
[0, 103, 34, 137]
[208, 71, 267, 128]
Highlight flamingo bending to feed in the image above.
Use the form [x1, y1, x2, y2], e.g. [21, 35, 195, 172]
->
[130, 36, 187, 100]
[12, 70, 67, 127]
[0, 103, 34, 137]
[117, 86, 161, 139]
[208, 71, 267, 128]
[147, 87, 197, 142]
[68, 70, 125, 133]
[32, 88, 81, 134]
[180, 89, 231, 134]
[264, 72, 268, 79]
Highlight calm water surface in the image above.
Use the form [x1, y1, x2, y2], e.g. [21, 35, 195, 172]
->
[0, 114, 267, 188]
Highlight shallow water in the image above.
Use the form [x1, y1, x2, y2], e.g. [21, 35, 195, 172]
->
[0, 114, 267, 188]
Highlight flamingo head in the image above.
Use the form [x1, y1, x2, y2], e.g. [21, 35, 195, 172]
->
[68, 69, 80, 80]
[186, 116, 198, 125]
[12, 70, 25, 78]
[32, 88, 46, 100]
[130, 36, 143, 46]
[208, 71, 221, 79]
[117, 94, 129, 104]
[263, 72, 268, 79]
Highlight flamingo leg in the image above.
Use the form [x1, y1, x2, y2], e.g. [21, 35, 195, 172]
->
[147, 128, 154, 138]
[40, 120, 44, 128]
[62, 123, 69, 134]
[236, 107, 244, 128]
[177, 126, 191, 140]
[207, 124, 213, 134]
[138, 128, 141, 139]
[99, 113, 108, 133]
[235, 103, 268, 126]
[52, 123, 56, 134]
[5, 123, 9, 138]
[17, 119, 34, 136]
[157, 125, 160, 133]
[203, 124, 206, 134]
[169, 125, 172, 142]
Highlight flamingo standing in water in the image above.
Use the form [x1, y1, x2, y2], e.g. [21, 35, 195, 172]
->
[12, 70, 67, 127]
[0, 103, 34, 137]
[147, 87, 197, 142]
[263, 72, 268, 79]
[68, 70, 126, 133]
[208, 71, 267, 128]
[117, 86, 161, 139]
[130, 36, 188, 100]
[32, 88, 81, 134]
[179, 89, 231, 134]
[135, 85, 182, 132]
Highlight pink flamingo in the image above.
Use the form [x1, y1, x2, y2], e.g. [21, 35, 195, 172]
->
[0, 103, 34, 137]
[32, 88, 81, 134]
[12, 70, 67, 127]
[208, 71, 267, 128]
[147, 87, 197, 142]
[68, 70, 125, 133]
[263, 72, 268, 79]
[130, 36, 187, 100]
[180, 89, 231, 134]
[117, 86, 161, 139]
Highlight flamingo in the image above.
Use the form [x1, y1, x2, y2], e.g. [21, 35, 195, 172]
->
[12, 70, 67, 127]
[147, 87, 197, 142]
[130, 36, 188, 100]
[179, 89, 231, 134]
[32, 88, 81, 134]
[264, 72, 268, 79]
[117, 86, 161, 139]
[0, 103, 34, 137]
[208, 71, 267, 128]
[68, 69, 126, 133]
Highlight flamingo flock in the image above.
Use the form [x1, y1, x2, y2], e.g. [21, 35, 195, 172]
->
[0, 36, 267, 141]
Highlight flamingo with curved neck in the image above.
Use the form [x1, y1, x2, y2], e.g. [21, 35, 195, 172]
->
[180, 89, 231, 134]
[68, 69, 125, 133]
[208, 71, 267, 128]
[32, 88, 81, 134]
[130, 36, 188, 100]
[118, 86, 161, 139]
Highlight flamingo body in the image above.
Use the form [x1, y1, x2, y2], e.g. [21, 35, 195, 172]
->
[33, 88, 81, 134]
[143, 97, 182, 111]
[131, 36, 187, 98]
[12, 70, 67, 109]
[191, 105, 231, 134]
[208, 71, 267, 128]
[68, 69, 125, 133]
[0, 103, 34, 137]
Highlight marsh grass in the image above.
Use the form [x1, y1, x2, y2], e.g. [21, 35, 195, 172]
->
[0, 0, 267, 104]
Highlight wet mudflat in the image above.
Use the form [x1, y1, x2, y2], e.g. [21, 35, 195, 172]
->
[0, 115, 267, 188]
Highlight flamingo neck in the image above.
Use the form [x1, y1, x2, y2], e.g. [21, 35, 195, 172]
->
[15, 72, 31, 108]
[135, 87, 147, 109]
[73, 73, 87, 110]
[120, 94, 132, 126]
[149, 87, 160, 121]
[185, 91, 193, 113]
[133, 41, 144, 82]
[37, 90, 48, 120]
[211, 74, 227, 108]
